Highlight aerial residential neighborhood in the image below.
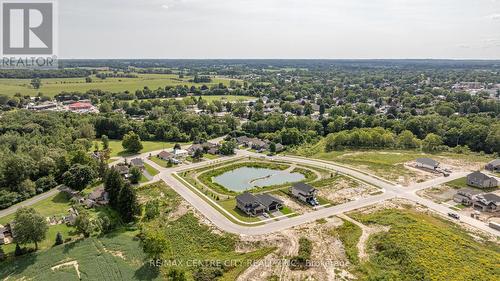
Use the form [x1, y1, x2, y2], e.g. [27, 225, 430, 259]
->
[0, 1, 499, 281]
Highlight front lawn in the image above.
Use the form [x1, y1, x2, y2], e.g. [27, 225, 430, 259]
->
[144, 163, 159, 176]
[218, 198, 262, 223]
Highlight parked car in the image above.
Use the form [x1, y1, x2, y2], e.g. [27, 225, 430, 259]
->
[448, 212, 460, 219]
[262, 213, 270, 218]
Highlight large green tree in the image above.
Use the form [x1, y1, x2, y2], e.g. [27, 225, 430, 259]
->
[117, 183, 139, 223]
[62, 164, 96, 191]
[104, 168, 124, 209]
[13, 207, 48, 250]
[122, 131, 143, 153]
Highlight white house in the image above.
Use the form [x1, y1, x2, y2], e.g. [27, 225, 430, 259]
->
[173, 149, 188, 158]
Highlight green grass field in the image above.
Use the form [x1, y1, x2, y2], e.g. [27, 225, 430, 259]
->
[348, 209, 500, 280]
[95, 139, 186, 157]
[149, 156, 170, 167]
[0, 73, 239, 97]
[293, 143, 494, 182]
[144, 163, 159, 177]
[0, 192, 72, 225]
[446, 177, 498, 192]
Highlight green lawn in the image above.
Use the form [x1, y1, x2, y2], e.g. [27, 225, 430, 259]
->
[95, 139, 185, 157]
[0, 192, 72, 225]
[446, 177, 469, 189]
[0, 73, 239, 97]
[294, 146, 494, 182]
[349, 209, 500, 280]
[203, 153, 220, 160]
[144, 163, 159, 177]
[149, 156, 170, 167]
[218, 199, 262, 223]
[446, 177, 498, 192]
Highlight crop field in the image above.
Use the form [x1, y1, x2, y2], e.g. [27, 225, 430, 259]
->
[0, 231, 160, 281]
[347, 209, 500, 280]
[0, 73, 239, 97]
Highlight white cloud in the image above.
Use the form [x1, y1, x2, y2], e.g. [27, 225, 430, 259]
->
[162, 4, 169, 9]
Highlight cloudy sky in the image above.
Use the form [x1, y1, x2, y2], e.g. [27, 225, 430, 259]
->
[59, 0, 500, 59]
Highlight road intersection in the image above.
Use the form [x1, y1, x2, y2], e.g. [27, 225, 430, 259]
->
[3, 141, 497, 238]
[143, 149, 500, 237]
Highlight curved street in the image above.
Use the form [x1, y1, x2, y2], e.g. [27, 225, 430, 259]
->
[147, 149, 500, 237]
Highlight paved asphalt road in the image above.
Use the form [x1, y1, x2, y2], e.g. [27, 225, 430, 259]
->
[0, 187, 61, 219]
[3, 138, 498, 238]
[156, 149, 500, 237]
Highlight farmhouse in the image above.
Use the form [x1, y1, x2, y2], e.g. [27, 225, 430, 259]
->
[466, 171, 498, 189]
[415, 158, 439, 170]
[290, 182, 318, 205]
[236, 192, 265, 216]
[473, 193, 500, 212]
[485, 159, 500, 172]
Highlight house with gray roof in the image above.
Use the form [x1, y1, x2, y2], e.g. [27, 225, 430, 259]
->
[466, 171, 498, 189]
[235, 192, 265, 216]
[415, 158, 439, 170]
[130, 158, 145, 170]
[485, 159, 500, 172]
[255, 194, 283, 212]
[453, 188, 482, 206]
[473, 193, 500, 212]
[290, 182, 318, 205]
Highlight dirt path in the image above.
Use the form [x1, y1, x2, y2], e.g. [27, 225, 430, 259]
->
[51, 260, 81, 279]
[337, 214, 388, 262]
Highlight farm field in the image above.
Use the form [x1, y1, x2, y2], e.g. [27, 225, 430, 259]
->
[347, 209, 500, 280]
[0, 230, 160, 281]
[0, 73, 239, 97]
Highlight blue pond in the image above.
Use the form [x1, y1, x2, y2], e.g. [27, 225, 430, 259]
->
[212, 167, 305, 192]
